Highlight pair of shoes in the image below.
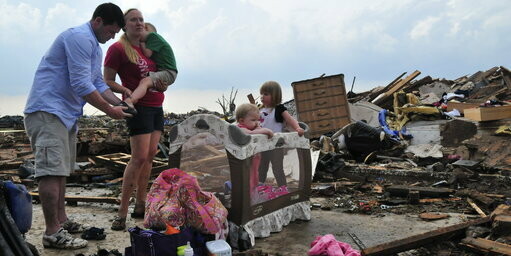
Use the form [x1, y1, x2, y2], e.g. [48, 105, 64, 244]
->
[81, 227, 106, 240]
[111, 216, 126, 231]
[117, 101, 138, 116]
[61, 219, 85, 234]
[42, 228, 88, 249]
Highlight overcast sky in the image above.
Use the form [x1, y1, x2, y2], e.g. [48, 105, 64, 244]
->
[1, 0, 510, 115]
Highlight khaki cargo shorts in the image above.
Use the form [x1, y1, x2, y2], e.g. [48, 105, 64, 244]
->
[24, 111, 77, 178]
[148, 69, 177, 87]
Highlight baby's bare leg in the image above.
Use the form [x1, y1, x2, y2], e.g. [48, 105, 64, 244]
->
[125, 77, 154, 106]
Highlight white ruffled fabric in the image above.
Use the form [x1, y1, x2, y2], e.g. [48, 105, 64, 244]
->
[230, 201, 311, 247]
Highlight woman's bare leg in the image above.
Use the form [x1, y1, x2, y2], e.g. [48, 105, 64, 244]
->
[116, 133, 151, 218]
[134, 130, 162, 209]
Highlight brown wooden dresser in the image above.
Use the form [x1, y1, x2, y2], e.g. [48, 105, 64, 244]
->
[291, 74, 351, 138]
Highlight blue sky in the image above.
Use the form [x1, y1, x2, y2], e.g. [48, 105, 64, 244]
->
[1, 0, 510, 115]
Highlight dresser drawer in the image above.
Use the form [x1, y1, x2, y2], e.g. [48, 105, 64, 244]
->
[292, 74, 344, 93]
[296, 96, 344, 112]
[298, 106, 349, 123]
[307, 118, 350, 136]
[295, 86, 345, 101]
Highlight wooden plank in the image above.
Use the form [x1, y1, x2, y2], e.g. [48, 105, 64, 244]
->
[0, 160, 22, 170]
[491, 204, 511, 220]
[247, 93, 256, 104]
[372, 70, 421, 106]
[386, 185, 454, 198]
[464, 105, 511, 122]
[460, 237, 511, 255]
[466, 198, 487, 217]
[30, 192, 120, 205]
[368, 72, 407, 102]
[492, 215, 511, 236]
[501, 66, 511, 89]
[446, 102, 481, 114]
[418, 197, 461, 204]
[418, 213, 449, 221]
[457, 189, 496, 210]
[361, 217, 490, 256]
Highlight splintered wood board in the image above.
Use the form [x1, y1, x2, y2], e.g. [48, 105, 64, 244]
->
[464, 105, 511, 121]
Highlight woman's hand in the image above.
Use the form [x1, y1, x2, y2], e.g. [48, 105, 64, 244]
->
[153, 79, 168, 92]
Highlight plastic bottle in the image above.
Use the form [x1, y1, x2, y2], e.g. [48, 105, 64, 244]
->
[184, 241, 194, 256]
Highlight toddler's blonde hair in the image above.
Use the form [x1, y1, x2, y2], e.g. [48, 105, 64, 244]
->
[235, 103, 259, 122]
[259, 81, 282, 107]
[145, 22, 156, 32]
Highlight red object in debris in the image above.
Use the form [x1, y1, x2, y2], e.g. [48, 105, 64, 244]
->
[358, 202, 371, 213]
[447, 154, 461, 160]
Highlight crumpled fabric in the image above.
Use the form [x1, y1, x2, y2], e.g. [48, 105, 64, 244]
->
[308, 234, 360, 256]
[144, 168, 228, 235]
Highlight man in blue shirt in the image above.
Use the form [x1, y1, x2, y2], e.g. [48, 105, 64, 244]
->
[24, 3, 128, 249]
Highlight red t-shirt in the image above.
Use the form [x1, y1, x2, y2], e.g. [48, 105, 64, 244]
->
[104, 42, 163, 107]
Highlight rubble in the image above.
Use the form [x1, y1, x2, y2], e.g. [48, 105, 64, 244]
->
[1, 66, 511, 255]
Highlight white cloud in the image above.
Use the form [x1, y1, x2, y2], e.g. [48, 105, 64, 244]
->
[409, 16, 441, 40]
[0, 1, 42, 44]
[2, 0, 511, 113]
[44, 3, 80, 30]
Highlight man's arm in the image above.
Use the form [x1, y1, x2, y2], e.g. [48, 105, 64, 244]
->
[101, 88, 123, 105]
[83, 90, 130, 119]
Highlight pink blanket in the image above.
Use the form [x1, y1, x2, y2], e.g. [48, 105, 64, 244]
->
[308, 234, 361, 256]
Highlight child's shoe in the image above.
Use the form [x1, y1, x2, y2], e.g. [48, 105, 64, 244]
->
[117, 101, 137, 116]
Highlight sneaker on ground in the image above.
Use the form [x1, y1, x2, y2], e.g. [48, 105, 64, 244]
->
[42, 228, 88, 249]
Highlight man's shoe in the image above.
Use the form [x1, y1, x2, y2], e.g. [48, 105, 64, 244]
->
[42, 228, 88, 249]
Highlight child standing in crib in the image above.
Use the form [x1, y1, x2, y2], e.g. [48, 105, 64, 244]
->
[258, 81, 304, 191]
[235, 103, 273, 204]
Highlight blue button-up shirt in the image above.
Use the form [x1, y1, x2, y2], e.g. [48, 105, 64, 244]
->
[24, 22, 109, 130]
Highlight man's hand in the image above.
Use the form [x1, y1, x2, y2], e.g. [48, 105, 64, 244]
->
[108, 105, 132, 119]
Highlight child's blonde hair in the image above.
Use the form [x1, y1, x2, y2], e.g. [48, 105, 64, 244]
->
[119, 8, 141, 64]
[259, 81, 282, 107]
[145, 22, 156, 33]
[235, 103, 259, 122]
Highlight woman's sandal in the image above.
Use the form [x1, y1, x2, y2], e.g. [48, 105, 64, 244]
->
[130, 205, 145, 219]
[111, 216, 126, 231]
[117, 101, 138, 116]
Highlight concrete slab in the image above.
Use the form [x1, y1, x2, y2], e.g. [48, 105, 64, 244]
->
[253, 208, 469, 254]
[25, 187, 471, 255]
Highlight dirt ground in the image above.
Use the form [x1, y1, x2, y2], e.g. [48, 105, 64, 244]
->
[24, 187, 476, 256]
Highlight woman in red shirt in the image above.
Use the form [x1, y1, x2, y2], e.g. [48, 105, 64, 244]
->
[104, 8, 166, 230]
